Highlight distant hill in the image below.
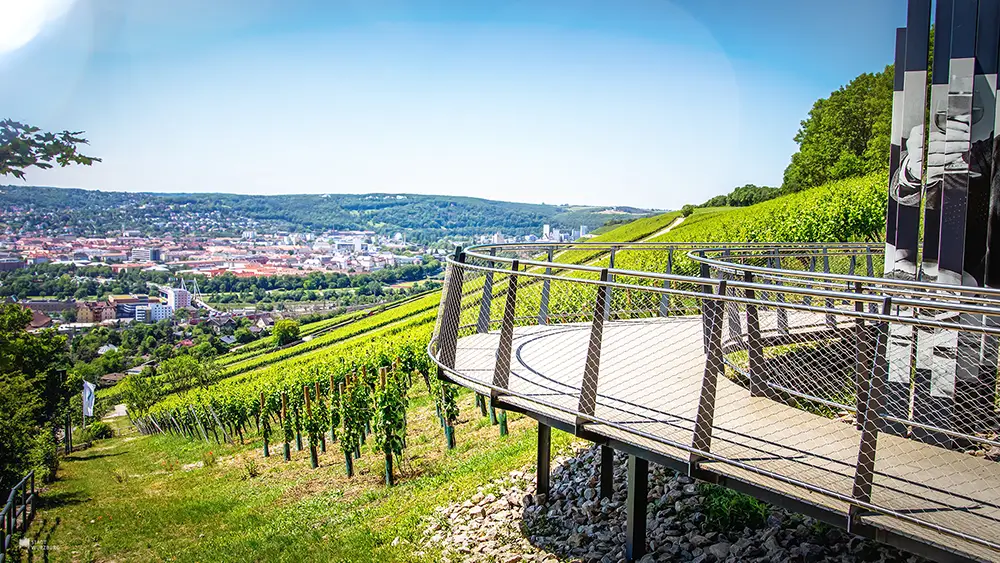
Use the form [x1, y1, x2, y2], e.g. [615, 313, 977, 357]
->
[0, 186, 659, 242]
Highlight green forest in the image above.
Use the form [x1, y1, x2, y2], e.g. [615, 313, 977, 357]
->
[0, 187, 655, 241]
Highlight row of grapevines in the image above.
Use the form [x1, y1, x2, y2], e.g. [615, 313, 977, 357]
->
[139, 319, 436, 484]
[218, 293, 442, 376]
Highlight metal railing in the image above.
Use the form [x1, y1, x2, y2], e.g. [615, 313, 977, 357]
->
[429, 241, 1000, 561]
[1, 471, 36, 563]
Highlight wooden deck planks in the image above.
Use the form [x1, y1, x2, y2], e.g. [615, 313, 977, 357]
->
[453, 315, 1000, 561]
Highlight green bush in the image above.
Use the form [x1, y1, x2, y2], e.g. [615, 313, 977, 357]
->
[83, 420, 114, 441]
[698, 482, 769, 532]
[29, 430, 58, 483]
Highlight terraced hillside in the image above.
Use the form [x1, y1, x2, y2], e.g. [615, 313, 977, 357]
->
[36, 175, 892, 563]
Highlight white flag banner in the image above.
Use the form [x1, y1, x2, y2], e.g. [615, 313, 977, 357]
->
[82, 380, 96, 417]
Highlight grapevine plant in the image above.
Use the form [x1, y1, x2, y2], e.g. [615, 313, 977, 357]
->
[374, 366, 410, 485]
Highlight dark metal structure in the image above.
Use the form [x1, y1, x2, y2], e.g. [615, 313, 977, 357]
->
[1, 471, 36, 563]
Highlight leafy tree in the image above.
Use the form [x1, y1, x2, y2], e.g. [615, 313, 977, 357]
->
[118, 368, 162, 416]
[158, 355, 202, 390]
[154, 344, 174, 362]
[273, 319, 300, 346]
[0, 375, 39, 489]
[781, 67, 893, 192]
[0, 303, 70, 488]
[0, 119, 101, 180]
[191, 341, 217, 361]
[235, 327, 255, 344]
[681, 204, 695, 217]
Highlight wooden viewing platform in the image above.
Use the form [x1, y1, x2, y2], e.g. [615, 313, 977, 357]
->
[431, 242, 1000, 563]
[447, 318, 1000, 562]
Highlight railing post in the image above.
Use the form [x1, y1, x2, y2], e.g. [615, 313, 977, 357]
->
[491, 260, 520, 397]
[20, 482, 26, 532]
[476, 248, 497, 334]
[690, 280, 727, 472]
[724, 250, 741, 343]
[773, 254, 789, 335]
[801, 254, 816, 306]
[538, 247, 553, 325]
[700, 257, 713, 352]
[823, 248, 837, 329]
[577, 269, 610, 426]
[658, 249, 673, 317]
[854, 282, 873, 429]
[438, 247, 466, 371]
[29, 471, 34, 523]
[850, 296, 892, 531]
[601, 247, 617, 321]
[744, 272, 767, 397]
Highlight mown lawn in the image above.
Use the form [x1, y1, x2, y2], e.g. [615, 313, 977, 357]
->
[22, 388, 575, 563]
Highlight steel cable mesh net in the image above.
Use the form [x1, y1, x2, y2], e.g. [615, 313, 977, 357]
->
[434, 243, 1000, 557]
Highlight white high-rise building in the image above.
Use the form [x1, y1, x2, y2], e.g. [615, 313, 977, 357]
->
[491, 232, 504, 244]
[543, 224, 551, 239]
[167, 288, 192, 310]
[135, 303, 172, 323]
[580, 225, 588, 237]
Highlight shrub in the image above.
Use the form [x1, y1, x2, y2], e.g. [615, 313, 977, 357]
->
[202, 450, 217, 468]
[83, 420, 114, 441]
[698, 483, 769, 532]
[29, 431, 58, 483]
[273, 319, 301, 347]
[241, 457, 260, 480]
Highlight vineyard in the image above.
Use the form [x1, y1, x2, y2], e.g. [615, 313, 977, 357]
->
[125, 175, 890, 479]
[216, 291, 439, 369]
[216, 292, 442, 376]
[38, 173, 898, 562]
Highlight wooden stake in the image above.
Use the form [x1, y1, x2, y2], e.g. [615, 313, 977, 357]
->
[305, 385, 317, 468]
[315, 381, 326, 453]
[281, 392, 290, 461]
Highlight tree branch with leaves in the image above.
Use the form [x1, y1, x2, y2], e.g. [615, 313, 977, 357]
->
[0, 119, 101, 179]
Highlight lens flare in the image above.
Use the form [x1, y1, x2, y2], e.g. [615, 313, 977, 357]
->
[0, 0, 74, 54]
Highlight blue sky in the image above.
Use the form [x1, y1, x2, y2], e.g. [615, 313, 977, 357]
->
[0, 0, 904, 209]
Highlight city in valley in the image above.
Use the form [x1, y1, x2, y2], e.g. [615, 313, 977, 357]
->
[0, 221, 592, 333]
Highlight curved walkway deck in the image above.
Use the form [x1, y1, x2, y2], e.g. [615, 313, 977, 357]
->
[431, 242, 1000, 563]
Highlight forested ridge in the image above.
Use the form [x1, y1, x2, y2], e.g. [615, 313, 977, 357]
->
[0, 186, 654, 241]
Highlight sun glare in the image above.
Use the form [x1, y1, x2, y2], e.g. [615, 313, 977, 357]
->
[0, 0, 74, 54]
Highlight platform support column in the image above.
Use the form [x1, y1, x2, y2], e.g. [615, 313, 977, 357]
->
[690, 280, 726, 472]
[600, 445, 614, 499]
[625, 455, 648, 562]
[850, 297, 892, 531]
[536, 422, 551, 499]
